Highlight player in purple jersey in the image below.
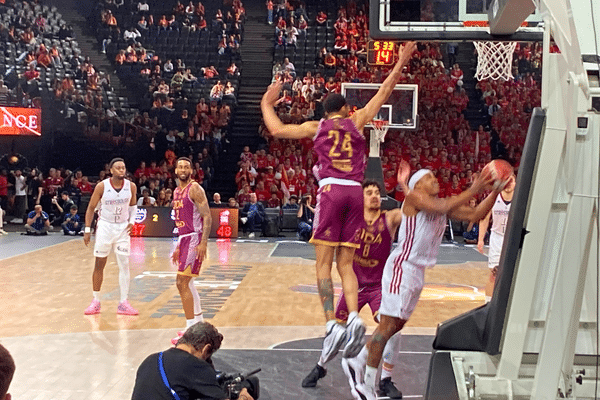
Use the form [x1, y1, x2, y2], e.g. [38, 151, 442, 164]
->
[261, 41, 417, 361]
[356, 162, 505, 400]
[302, 180, 405, 399]
[170, 157, 212, 345]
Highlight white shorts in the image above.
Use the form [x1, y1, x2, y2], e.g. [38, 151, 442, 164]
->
[379, 254, 425, 320]
[94, 220, 130, 257]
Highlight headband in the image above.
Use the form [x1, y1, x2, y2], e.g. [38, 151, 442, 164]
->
[408, 169, 432, 190]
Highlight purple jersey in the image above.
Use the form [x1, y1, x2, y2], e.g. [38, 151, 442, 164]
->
[353, 211, 393, 286]
[313, 117, 366, 183]
[172, 182, 204, 236]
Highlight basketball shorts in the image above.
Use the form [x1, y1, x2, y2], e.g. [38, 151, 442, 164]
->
[94, 220, 130, 257]
[310, 183, 363, 248]
[335, 284, 382, 323]
[175, 232, 203, 277]
[379, 255, 425, 321]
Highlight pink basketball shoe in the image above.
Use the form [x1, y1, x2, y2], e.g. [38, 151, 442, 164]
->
[84, 299, 101, 315]
[117, 300, 139, 315]
[171, 331, 185, 346]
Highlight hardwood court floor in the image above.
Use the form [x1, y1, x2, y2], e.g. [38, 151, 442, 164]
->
[0, 234, 490, 399]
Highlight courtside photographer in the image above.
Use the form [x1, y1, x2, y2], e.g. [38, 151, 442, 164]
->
[131, 322, 258, 400]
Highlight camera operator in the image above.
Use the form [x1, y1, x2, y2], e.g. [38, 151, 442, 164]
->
[131, 322, 255, 400]
[297, 194, 314, 241]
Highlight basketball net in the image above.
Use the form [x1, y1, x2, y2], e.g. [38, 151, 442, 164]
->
[369, 119, 389, 157]
[473, 41, 517, 81]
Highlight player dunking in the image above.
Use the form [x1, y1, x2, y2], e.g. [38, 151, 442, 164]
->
[478, 172, 515, 302]
[261, 41, 417, 361]
[356, 165, 502, 400]
[83, 158, 139, 315]
[302, 180, 404, 400]
[170, 157, 212, 344]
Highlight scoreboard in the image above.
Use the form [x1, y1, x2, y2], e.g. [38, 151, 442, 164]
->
[367, 40, 396, 66]
[131, 207, 238, 238]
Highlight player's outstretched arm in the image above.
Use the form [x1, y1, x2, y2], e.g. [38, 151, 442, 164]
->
[477, 210, 492, 253]
[190, 182, 212, 259]
[261, 81, 319, 139]
[449, 190, 498, 226]
[83, 181, 104, 246]
[352, 41, 417, 130]
[406, 170, 493, 215]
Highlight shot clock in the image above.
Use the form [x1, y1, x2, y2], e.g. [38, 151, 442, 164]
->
[367, 40, 396, 66]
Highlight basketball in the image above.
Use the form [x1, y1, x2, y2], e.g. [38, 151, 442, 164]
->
[482, 159, 513, 190]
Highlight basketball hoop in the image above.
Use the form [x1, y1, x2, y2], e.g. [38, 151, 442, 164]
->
[371, 119, 390, 143]
[473, 41, 518, 81]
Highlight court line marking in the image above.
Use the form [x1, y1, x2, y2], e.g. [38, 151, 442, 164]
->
[265, 348, 431, 355]
[268, 242, 279, 258]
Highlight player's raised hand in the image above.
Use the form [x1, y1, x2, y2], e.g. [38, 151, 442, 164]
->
[397, 160, 411, 186]
[471, 169, 495, 193]
[397, 41, 417, 67]
[262, 81, 283, 107]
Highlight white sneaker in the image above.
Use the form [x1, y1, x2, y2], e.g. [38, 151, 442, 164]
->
[321, 323, 346, 364]
[248, 232, 255, 238]
[343, 314, 366, 358]
[341, 357, 366, 400]
[0, 229, 7, 235]
[355, 382, 378, 400]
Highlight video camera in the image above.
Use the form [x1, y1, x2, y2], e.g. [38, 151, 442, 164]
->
[216, 368, 261, 400]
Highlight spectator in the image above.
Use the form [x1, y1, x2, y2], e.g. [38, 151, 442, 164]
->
[138, 188, 156, 206]
[210, 80, 224, 100]
[240, 192, 265, 238]
[25, 204, 50, 235]
[61, 205, 82, 235]
[228, 197, 239, 208]
[266, 0, 273, 24]
[282, 194, 299, 210]
[0, 343, 15, 399]
[12, 169, 27, 221]
[297, 194, 314, 241]
[210, 192, 224, 207]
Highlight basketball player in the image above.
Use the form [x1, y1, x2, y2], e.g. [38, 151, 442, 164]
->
[356, 165, 503, 400]
[170, 157, 212, 344]
[478, 172, 515, 302]
[83, 158, 139, 315]
[302, 180, 404, 400]
[261, 41, 417, 360]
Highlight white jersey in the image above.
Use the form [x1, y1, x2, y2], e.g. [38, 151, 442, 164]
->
[488, 193, 511, 267]
[98, 178, 133, 224]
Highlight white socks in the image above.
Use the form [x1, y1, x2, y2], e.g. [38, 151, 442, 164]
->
[186, 318, 195, 329]
[381, 332, 402, 380]
[116, 253, 130, 303]
[93, 291, 101, 301]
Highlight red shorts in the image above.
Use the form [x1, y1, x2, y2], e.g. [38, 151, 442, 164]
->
[335, 284, 381, 323]
[309, 183, 363, 248]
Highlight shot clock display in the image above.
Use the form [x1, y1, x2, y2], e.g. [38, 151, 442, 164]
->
[130, 207, 238, 238]
[367, 40, 396, 66]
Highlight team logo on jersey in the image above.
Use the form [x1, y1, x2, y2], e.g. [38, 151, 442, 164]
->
[135, 208, 147, 223]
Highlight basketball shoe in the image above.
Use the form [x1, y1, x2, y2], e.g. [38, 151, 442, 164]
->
[117, 300, 139, 315]
[379, 377, 403, 399]
[171, 331, 185, 346]
[341, 357, 365, 400]
[355, 382, 378, 400]
[84, 299, 101, 315]
[321, 323, 347, 363]
[343, 313, 366, 358]
[301, 364, 327, 388]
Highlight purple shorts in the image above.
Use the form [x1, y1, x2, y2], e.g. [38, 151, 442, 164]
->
[335, 284, 382, 323]
[176, 233, 203, 277]
[310, 183, 363, 248]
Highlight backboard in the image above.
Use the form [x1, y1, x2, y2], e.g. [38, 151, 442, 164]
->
[370, 0, 544, 41]
[341, 83, 418, 129]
